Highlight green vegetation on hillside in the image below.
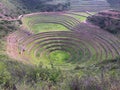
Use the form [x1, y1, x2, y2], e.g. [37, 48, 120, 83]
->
[0, 55, 120, 90]
[0, 56, 64, 90]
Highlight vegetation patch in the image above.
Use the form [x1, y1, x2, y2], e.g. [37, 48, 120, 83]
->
[49, 50, 70, 62]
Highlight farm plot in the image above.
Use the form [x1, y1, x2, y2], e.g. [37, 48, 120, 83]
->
[7, 12, 120, 69]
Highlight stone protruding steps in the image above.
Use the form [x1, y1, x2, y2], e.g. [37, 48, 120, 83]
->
[69, 0, 111, 11]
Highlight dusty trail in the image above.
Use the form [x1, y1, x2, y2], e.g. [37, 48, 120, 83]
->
[7, 33, 19, 59]
[6, 30, 32, 61]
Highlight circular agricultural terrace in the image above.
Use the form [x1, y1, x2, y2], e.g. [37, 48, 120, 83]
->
[7, 12, 120, 69]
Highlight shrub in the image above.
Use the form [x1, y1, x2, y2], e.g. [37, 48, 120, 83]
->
[69, 76, 102, 90]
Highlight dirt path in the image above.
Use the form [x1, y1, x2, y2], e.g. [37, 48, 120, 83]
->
[7, 33, 19, 59]
[6, 30, 32, 61]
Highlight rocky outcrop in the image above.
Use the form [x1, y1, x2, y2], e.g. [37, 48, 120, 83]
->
[87, 10, 120, 34]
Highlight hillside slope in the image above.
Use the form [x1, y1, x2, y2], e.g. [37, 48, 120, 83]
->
[0, 0, 69, 18]
[87, 10, 120, 38]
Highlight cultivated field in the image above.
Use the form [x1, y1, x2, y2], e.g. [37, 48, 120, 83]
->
[7, 12, 120, 70]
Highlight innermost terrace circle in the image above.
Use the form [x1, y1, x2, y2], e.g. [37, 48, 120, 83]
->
[49, 50, 70, 62]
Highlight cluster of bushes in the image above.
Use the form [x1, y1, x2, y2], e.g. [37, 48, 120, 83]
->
[0, 56, 64, 90]
[0, 55, 120, 90]
[69, 75, 120, 90]
[0, 20, 18, 39]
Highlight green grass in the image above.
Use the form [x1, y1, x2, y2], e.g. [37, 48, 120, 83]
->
[0, 62, 6, 72]
[73, 12, 96, 16]
[64, 14, 87, 22]
[49, 50, 70, 62]
[30, 23, 69, 33]
[74, 15, 86, 21]
[64, 12, 97, 22]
